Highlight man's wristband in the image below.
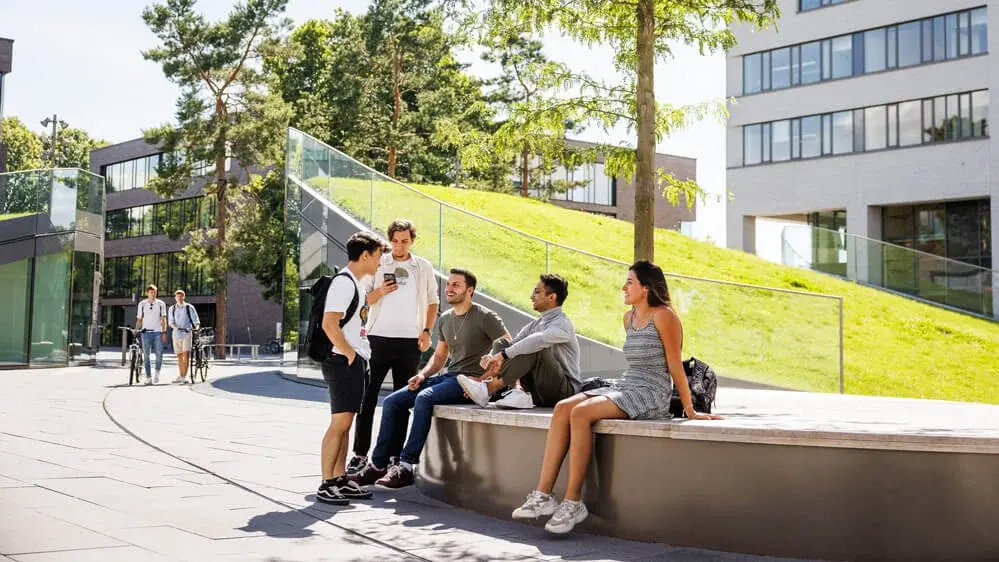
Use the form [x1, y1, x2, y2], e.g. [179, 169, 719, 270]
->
[423, 328, 431, 334]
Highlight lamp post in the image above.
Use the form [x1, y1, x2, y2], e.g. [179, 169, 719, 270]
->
[0, 37, 13, 173]
[40, 114, 68, 168]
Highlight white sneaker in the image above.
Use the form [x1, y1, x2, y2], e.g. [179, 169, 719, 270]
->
[153, 371, 160, 384]
[145, 375, 152, 385]
[457, 374, 491, 407]
[172, 375, 187, 384]
[545, 500, 588, 534]
[495, 388, 535, 409]
[512, 490, 557, 519]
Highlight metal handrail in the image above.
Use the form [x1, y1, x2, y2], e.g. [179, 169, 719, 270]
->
[291, 127, 844, 302]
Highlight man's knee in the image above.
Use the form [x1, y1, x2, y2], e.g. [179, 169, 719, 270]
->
[383, 389, 412, 412]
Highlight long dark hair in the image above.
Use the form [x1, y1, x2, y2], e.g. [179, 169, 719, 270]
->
[629, 260, 671, 308]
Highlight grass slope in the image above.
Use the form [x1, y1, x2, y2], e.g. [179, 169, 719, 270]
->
[308, 175, 999, 403]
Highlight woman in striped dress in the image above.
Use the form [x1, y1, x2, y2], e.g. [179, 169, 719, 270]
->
[511, 261, 722, 534]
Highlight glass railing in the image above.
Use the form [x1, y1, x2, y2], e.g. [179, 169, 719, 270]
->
[781, 224, 995, 318]
[286, 128, 846, 393]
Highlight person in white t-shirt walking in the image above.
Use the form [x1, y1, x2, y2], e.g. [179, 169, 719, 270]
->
[136, 284, 168, 385]
[168, 289, 200, 384]
[316, 232, 389, 506]
[346, 219, 440, 475]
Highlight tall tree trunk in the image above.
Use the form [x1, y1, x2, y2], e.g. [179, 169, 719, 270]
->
[520, 142, 530, 197]
[634, 0, 656, 263]
[387, 36, 402, 179]
[214, 98, 228, 359]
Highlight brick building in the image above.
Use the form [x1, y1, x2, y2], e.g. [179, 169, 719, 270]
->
[522, 138, 697, 231]
[90, 139, 282, 348]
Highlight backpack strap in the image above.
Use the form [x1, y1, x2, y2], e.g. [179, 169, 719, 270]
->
[333, 272, 361, 328]
[185, 303, 195, 327]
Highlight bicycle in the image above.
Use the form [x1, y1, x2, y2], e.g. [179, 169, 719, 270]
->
[123, 327, 148, 386]
[189, 327, 214, 384]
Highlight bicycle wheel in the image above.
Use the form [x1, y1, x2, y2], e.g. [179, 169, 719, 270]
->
[128, 349, 138, 385]
[198, 348, 209, 382]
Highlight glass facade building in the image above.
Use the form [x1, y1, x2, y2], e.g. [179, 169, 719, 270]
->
[0, 169, 104, 367]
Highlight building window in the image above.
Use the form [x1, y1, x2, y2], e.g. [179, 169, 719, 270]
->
[741, 89, 989, 166]
[102, 252, 214, 299]
[744, 125, 762, 165]
[800, 0, 849, 12]
[105, 196, 216, 240]
[742, 7, 988, 95]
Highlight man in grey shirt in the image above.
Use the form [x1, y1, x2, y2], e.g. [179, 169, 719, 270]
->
[458, 274, 581, 409]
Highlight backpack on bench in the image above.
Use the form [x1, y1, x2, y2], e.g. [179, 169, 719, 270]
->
[669, 356, 718, 417]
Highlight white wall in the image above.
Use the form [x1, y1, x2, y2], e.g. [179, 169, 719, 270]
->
[725, 0, 999, 316]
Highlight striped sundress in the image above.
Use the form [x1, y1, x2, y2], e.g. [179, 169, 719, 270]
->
[583, 314, 673, 420]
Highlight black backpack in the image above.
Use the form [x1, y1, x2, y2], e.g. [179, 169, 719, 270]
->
[305, 271, 360, 363]
[669, 357, 718, 417]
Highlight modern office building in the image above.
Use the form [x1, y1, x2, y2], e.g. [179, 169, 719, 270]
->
[90, 139, 282, 348]
[726, 0, 998, 316]
[523, 138, 697, 231]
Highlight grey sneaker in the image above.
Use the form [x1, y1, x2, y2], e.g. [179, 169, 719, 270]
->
[153, 371, 160, 384]
[545, 500, 588, 534]
[512, 490, 557, 519]
[145, 375, 152, 385]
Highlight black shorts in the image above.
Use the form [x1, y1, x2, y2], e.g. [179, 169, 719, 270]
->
[321, 354, 368, 414]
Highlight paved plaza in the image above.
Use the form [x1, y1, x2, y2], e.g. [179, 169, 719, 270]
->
[0, 355, 798, 561]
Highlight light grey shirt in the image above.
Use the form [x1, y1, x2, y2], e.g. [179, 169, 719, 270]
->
[505, 306, 582, 390]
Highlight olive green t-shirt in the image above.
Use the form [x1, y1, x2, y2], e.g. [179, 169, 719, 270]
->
[436, 303, 507, 375]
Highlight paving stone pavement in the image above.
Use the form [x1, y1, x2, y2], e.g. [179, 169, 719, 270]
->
[0, 356, 805, 562]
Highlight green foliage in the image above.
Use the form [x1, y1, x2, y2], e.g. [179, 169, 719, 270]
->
[268, 1, 491, 184]
[1, 117, 44, 172]
[463, 0, 780, 260]
[142, 0, 293, 347]
[228, 169, 294, 305]
[41, 125, 108, 170]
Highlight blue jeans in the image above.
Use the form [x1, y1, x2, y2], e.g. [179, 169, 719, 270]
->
[372, 373, 470, 467]
[141, 331, 164, 377]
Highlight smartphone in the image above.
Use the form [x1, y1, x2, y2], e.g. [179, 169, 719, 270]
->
[383, 273, 397, 285]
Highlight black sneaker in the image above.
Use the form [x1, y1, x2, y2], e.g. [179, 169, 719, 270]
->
[346, 455, 367, 475]
[316, 481, 349, 505]
[335, 478, 372, 500]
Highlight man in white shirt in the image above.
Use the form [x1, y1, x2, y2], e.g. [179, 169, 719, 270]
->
[135, 284, 167, 385]
[347, 219, 439, 474]
[168, 289, 200, 384]
[316, 232, 389, 506]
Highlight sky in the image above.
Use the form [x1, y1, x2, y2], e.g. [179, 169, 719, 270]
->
[0, 0, 728, 244]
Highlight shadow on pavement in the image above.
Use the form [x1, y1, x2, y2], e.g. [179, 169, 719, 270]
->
[210, 371, 329, 403]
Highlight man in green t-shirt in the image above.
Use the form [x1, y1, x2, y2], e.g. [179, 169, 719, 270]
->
[349, 267, 509, 489]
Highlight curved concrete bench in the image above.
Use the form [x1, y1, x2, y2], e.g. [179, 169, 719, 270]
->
[416, 388, 999, 561]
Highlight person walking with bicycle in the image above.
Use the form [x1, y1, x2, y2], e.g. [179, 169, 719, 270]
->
[136, 285, 168, 385]
[168, 289, 200, 384]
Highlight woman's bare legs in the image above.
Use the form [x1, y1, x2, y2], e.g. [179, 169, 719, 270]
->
[535, 393, 589, 494]
[564, 396, 627, 501]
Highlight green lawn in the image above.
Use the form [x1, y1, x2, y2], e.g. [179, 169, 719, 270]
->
[302, 174, 999, 403]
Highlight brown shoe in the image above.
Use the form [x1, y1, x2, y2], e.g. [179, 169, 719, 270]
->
[348, 463, 388, 486]
[375, 464, 414, 489]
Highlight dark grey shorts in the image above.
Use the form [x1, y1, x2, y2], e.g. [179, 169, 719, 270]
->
[321, 354, 368, 414]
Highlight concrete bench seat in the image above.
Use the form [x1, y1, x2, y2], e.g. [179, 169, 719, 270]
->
[417, 388, 999, 561]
